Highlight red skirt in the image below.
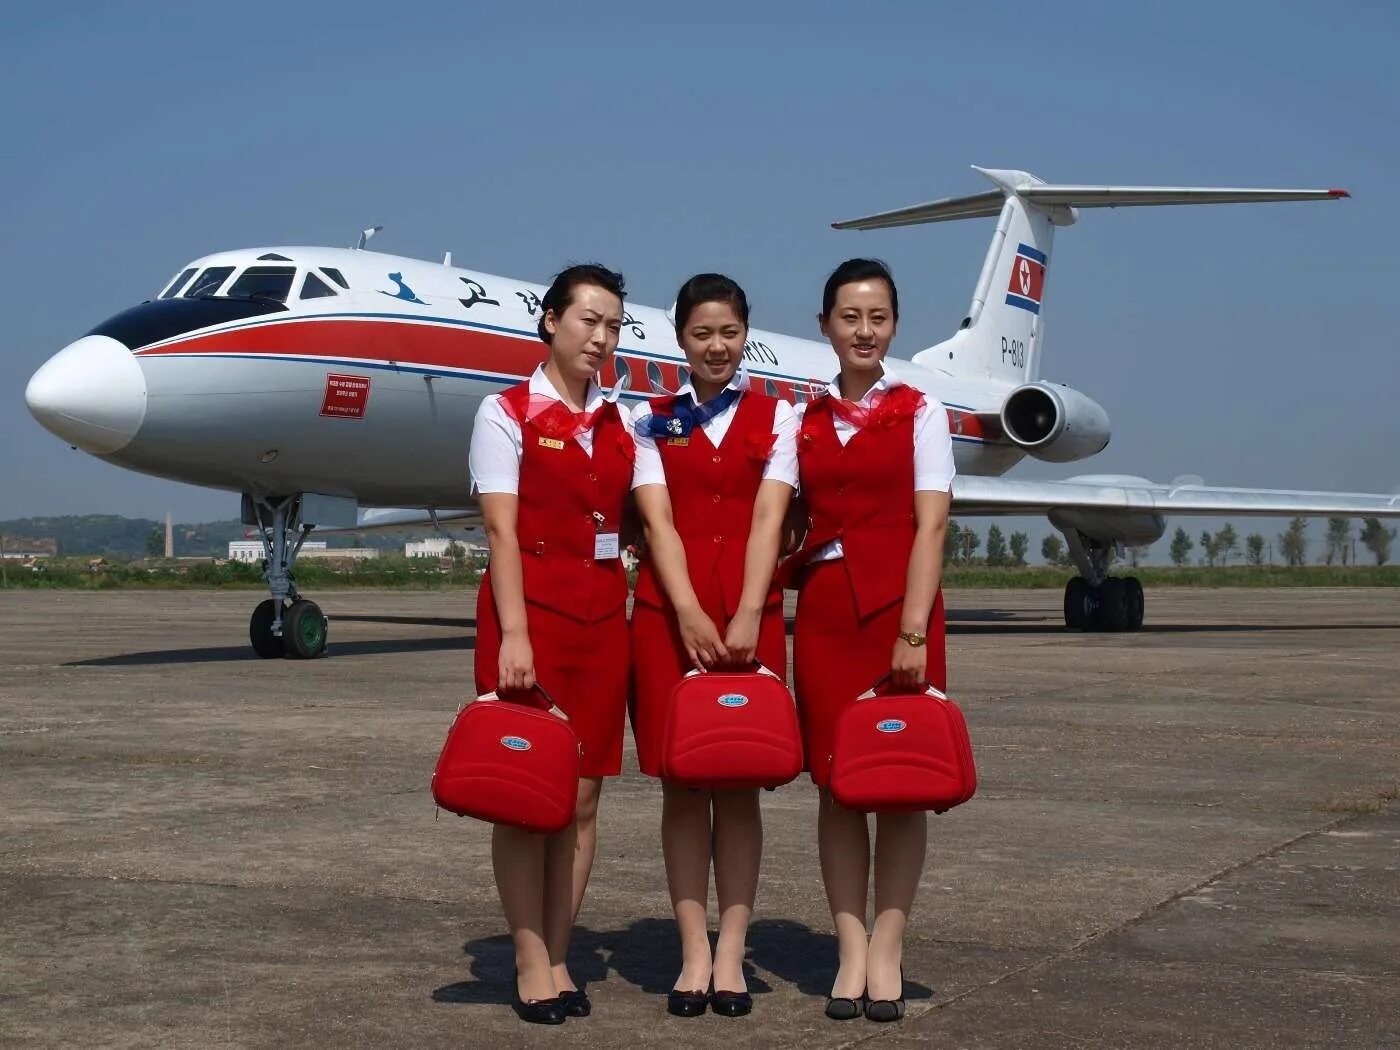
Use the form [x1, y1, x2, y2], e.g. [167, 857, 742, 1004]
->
[475, 572, 628, 778]
[630, 572, 787, 779]
[792, 560, 946, 787]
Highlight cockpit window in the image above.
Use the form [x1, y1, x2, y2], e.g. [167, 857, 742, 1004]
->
[300, 272, 336, 300]
[184, 266, 235, 298]
[226, 266, 296, 303]
[159, 268, 198, 299]
[258, 252, 292, 261]
[320, 267, 349, 289]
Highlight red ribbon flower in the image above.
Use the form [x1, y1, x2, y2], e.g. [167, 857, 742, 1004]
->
[745, 431, 777, 462]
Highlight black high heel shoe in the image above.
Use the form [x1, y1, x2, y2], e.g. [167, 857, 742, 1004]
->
[710, 989, 753, 1017]
[824, 993, 866, 1020]
[560, 988, 591, 1018]
[513, 969, 566, 1025]
[513, 996, 566, 1025]
[667, 988, 708, 1017]
[864, 968, 905, 1023]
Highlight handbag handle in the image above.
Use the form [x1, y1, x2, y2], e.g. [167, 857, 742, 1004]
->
[682, 662, 783, 681]
[469, 682, 571, 722]
[854, 673, 947, 702]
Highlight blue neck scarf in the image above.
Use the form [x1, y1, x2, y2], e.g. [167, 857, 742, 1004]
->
[638, 385, 742, 439]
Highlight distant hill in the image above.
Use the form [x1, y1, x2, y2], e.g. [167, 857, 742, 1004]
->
[0, 515, 436, 557]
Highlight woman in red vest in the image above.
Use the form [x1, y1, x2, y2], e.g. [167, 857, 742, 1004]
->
[789, 259, 955, 1023]
[629, 274, 797, 1018]
[468, 263, 633, 1025]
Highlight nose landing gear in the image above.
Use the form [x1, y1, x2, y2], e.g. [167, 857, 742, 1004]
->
[246, 495, 328, 659]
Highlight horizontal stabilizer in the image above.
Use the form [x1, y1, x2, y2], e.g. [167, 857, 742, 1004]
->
[834, 166, 1348, 230]
[833, 189, 1005, 230]
[1021, 185, 1349, 208]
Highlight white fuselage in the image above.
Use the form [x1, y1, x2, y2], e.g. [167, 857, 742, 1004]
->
[30, 247, 1030, 509]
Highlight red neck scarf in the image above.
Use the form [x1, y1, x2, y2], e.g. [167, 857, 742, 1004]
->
[825, 385, 923, 430]
[506, 394, 608, 440]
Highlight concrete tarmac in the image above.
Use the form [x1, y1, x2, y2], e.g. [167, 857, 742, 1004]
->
[1, 587, 1397, 1049]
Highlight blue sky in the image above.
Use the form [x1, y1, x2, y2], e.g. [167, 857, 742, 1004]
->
[4, 1, 1397, 560]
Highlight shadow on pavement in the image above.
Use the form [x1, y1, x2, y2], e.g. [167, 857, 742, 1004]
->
[434, 918, 930, 1006]
[333, 615, 476, 629]
[69, 635, 475, 667]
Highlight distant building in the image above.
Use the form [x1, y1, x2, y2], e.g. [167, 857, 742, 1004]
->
[228, 540, 328, 563]
[406, 538, 488, 562]
[300, 547, 378, 561]
[227, 540, 377, 563]
[1, 535, 57, 558]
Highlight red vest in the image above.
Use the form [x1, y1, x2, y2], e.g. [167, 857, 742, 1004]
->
[496, 381, 632, 623]
[792, 386, 922, 617]
[634, 391, 780, 616]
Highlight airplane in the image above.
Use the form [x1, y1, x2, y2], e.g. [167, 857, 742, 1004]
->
[24, 167, 1400, 659]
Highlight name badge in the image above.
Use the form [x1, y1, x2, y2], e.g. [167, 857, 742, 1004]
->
[537, 436, 565, 450]
[594, 532, 620, 560]
[665, 437, 690, 447]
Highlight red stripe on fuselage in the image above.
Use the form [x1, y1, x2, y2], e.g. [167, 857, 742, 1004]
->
[135, 318, 549, 377]
[131, 316, 996, 440]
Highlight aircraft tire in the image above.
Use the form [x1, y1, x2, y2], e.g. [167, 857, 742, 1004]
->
[250, 599, 285, 659]
[285, 599, 328, 659]
[1064, 576, 1090, 629]
[1125, 576, 1145, 631]
[1097, 578, 1131, 632]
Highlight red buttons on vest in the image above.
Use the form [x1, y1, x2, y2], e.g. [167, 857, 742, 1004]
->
[793, 388, 923, 618]
[632, 394, 781, 617]
[499, 382, 631, 623]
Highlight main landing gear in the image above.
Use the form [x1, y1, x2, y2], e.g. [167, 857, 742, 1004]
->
[246, 495, 328, 659]
[1061, 530, 1145, 632]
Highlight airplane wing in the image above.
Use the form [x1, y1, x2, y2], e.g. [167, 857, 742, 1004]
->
[319, 507, 482, 533]
[952, 475, 1400, 518]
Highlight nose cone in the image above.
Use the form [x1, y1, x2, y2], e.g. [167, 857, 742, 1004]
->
[26, 335, 148, 454]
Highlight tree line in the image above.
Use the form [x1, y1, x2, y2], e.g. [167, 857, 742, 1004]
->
[1168, 516, 1394, 567]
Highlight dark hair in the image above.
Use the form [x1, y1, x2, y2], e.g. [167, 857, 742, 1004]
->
[820, 258, 898, 321]
[673, 273, 750, 333]
[538, 263, 626, 344]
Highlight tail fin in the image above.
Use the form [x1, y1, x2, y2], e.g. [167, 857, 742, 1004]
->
[832, 167, 1348, 385]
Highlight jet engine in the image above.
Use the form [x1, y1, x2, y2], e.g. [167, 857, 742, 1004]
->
[999, 382, 1111, 463]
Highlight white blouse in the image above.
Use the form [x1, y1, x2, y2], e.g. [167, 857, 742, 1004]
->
[469, 365, 625, 495]
[796, 369, 956, 562]
[630, 370, 799, 490]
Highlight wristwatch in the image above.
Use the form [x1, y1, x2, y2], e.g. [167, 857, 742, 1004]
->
[897, 630, 927, 647]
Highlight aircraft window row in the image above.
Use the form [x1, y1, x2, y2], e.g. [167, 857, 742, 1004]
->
[300, 272, 337, 300]
[184, 266, 236, 299]
[226, 266, 296, 303]
[646, 361, 665, 394]
[159, 267, 198, 299]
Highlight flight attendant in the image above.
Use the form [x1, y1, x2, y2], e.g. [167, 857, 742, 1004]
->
[788, 258, 955, 1023]
[629, 274, 797, 1018]
[468, 263, 633, 1025]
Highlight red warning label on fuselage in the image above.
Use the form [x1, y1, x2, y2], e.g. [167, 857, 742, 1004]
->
[320, 373, 371, 419]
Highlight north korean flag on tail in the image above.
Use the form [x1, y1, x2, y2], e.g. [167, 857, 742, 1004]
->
[1004, 243, 1047, 314]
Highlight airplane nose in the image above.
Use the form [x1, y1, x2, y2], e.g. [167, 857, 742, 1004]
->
[25, 335, 148, 454]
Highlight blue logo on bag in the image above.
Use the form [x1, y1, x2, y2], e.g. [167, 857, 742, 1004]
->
[718, 693, 749, 708]
[875, 719, 906, 734]
[500, 735, 532, 751]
